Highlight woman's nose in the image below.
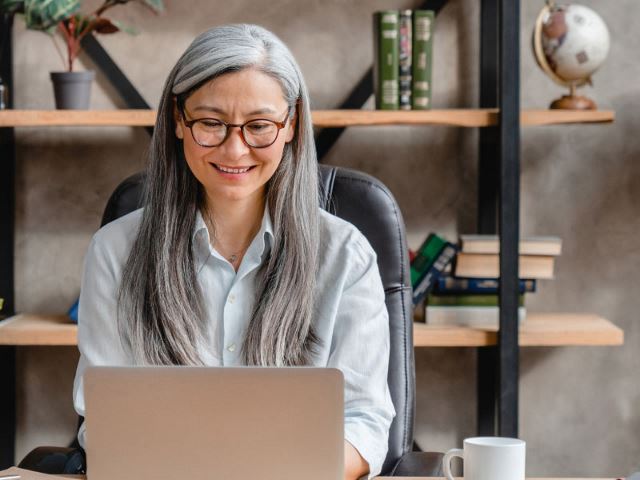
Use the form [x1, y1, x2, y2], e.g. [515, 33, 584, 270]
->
[221, 126, 250, 157]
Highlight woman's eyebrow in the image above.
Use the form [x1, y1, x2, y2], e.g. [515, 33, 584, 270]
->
[192, 105, 278, 115]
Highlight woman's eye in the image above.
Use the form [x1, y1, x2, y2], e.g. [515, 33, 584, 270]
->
[201, 120, 224, 128]
[247, 122, 271, 132]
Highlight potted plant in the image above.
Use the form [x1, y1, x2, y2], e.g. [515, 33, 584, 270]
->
[0, 0, 164, 109]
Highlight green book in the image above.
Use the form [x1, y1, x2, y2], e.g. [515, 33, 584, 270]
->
[428, 293, 525, 307]
[373, 10, 399, 110]
[412, 10, 434, 110]
[410, 233, 447, 286]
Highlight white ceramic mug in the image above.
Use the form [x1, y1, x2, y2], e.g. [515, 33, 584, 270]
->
[443, 437, 526, 480]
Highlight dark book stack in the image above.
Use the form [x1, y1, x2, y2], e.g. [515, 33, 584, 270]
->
[411, 234, 562, 326]
[373, 9, 434, 110]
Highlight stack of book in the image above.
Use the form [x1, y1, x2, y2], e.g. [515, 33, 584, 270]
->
[410, 234, 562, 327]
[373, 9, 434, 110]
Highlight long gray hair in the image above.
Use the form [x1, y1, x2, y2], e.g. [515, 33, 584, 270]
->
[117, 24, 320, 366]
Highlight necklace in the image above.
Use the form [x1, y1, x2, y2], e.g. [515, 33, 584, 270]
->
[203, 208, 253, 266]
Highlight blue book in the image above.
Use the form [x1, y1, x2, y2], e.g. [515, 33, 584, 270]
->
[433, 275, 536, 295]
[412, 242, 457, 306]
[68, 297, 79, 324]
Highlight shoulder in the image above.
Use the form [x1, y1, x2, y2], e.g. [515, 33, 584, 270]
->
[318, 208, 378, 274]
[88, 207, 144, 266]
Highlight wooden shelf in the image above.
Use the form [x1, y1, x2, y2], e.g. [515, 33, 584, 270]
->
[414, 313, 624, 347]
[0, 109, 614, 128]
[0, 312, 623, 347]
[0, 314, 77, 346]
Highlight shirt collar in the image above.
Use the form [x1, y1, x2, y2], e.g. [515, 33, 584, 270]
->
[193, 203, 274, 272]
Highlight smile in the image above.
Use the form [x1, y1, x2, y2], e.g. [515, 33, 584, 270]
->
[211, 163, 256, 174]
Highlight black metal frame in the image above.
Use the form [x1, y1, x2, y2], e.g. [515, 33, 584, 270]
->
[476, 0, 521, 438]
[496, 0, 521, 438]
[0, 12, 16, 469]
[0, 0, 522, 467]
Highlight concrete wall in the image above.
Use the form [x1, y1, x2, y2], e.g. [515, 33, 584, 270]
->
[10, 0, 640, 475]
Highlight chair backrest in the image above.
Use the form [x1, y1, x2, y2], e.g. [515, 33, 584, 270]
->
[100, 164, 415, 474]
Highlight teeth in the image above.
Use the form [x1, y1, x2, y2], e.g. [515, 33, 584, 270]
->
[216, 164, 251, 174]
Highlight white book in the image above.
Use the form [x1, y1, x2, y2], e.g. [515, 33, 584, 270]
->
[425, 305, 527, 327]
[459, 235, 562, 256]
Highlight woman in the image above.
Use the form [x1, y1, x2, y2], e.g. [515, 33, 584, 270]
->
[73, 24, 395, 480]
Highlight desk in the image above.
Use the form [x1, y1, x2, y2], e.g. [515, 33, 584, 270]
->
[0, 314, 624, 468]
[0, 469, 622, 480]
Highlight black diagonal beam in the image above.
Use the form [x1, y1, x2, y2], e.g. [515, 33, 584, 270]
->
[316, 0, 449, 161]
[81, 34, 153, 136]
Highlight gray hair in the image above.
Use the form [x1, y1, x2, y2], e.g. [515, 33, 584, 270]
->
[117, 24, 320, 366]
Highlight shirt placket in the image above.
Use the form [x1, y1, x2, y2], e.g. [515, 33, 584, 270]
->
[222, 267, 242, 366]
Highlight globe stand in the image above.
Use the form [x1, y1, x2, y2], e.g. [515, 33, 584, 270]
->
[533, 3, 609, 112]
[550, 85, 596, 110]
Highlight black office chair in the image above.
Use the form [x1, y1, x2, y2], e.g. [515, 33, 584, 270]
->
[19, 164, 444, 476]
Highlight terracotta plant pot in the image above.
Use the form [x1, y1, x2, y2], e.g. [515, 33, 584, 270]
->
[50, 71, 95, 110]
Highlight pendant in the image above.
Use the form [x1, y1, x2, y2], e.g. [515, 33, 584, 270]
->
[229, 254, 238, 263]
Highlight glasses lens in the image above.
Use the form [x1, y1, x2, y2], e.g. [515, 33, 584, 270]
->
[243, 120, 279, 147]
[192, 120, 227, 147]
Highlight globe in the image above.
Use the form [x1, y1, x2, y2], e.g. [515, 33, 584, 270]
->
[532, 2, 610, 109]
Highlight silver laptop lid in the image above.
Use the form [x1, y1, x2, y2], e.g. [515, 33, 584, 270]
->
[84, 366, 344, 480]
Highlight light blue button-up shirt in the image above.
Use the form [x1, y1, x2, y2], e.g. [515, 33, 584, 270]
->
[73, 205, 396, 478]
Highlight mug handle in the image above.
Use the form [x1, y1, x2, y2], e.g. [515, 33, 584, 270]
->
[443, 448, 464, 480]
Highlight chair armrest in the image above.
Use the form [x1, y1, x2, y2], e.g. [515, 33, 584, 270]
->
[18, 446, 86, 474]
[389, 451, 444, 477]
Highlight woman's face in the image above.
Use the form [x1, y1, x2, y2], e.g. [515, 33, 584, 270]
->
[174, 68, 296, 206]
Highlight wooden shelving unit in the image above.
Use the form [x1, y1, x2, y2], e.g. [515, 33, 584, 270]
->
[0, 0, 622, 463]
[0, 313, 623, 348]
[414, 313, 623, 347]
[0, 314, 77, 346]
[0, 109, 615, 128]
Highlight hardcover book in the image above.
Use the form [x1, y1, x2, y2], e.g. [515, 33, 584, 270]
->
[399, 10, 413, 110]
[411, 233, 447, 286]
[453, 252, 555, 279]
[427, 293, 525, 307]
[459, 234, 562, 256]
[434, 275, 536, 294]
[373, 10, 400, 110]
[412, 10, 434, 110]
[412, 242, 457, 306]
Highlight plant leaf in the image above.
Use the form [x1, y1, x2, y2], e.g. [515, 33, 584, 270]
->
[91, 17, 119, 34]
[23, 0, 81, 31]
[110, 18, 138, 35]
[138, 0, 164, 13]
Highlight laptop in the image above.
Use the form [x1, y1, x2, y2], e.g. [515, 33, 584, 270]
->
[83, 366, 344, 480]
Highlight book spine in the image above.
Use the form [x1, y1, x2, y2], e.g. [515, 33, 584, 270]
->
[433, 276, 537, 294]
[427, 293, 525, 307]
[412, 10, 434, 110]
[412, 242, 457, 306]
[374, 11, 399, 110]
[398, 10, 413, 110]
[410, 233, 447, 285]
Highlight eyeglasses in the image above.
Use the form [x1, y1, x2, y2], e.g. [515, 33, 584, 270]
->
[179, 107, 290, 148]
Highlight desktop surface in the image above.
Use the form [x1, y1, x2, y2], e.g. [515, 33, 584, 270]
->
[0, 469, 622, 480]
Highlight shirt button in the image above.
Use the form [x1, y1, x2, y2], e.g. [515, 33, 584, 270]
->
[227, 343, 236, 352]
[228, 294, 236, 304]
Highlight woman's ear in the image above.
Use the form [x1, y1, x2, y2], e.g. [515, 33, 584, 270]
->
[285, 113, 297, 143]
[173, 98, 184, 140]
